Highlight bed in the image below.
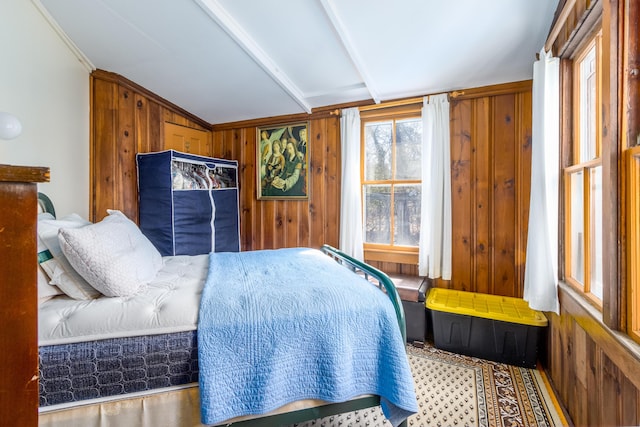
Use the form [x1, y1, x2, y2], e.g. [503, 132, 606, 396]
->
[35, 199, 417, 427]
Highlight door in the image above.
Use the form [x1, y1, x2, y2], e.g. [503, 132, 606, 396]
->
[164, 122, 212, 156]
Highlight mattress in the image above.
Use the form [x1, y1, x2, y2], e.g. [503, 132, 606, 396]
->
[39, 255, 208, 346]
[38, 255, 208, 410]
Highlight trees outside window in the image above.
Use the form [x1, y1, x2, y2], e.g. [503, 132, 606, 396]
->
[362, 117, 422, 257]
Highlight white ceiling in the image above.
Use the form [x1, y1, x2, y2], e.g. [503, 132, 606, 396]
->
[35, 0, 559, 125]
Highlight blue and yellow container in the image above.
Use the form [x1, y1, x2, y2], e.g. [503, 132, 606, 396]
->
[426, 288, 548, 368]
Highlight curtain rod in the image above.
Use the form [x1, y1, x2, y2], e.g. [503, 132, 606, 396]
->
[357, 90, 465, 112]
[327, 90, 465, 115]
[544, 0, 577, 52]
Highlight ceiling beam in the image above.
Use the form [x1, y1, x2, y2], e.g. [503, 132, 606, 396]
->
[318, 0, 380, 104]
[193, 0, 312, 114]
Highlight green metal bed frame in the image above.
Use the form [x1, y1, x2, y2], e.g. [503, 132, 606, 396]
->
[37, 192, 56, 217]
[218, 244, 409, 427]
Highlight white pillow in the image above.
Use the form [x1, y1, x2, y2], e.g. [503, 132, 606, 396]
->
[38, 213, 101, 300]
[37, 265, 63, 304]
[58, 210, 163, 297]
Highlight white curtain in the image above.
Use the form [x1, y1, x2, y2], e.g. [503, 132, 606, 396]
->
[419, 94, 452, 279]
[524, 49, 560, 313]
[339, 107, 364, 261]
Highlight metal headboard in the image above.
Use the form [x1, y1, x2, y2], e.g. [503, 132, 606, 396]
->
[37, 192, 56, 218]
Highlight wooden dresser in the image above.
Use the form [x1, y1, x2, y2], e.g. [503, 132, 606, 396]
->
[0, 164, 50, 427]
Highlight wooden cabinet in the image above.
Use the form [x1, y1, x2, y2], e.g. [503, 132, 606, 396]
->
[164, 122, 211, 156]
[0, 164, 50, 427]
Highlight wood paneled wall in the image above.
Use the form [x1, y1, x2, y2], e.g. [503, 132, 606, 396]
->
[91, 66, 535, 302]
[445, 82, 532, 298]
[547, 285, 640, 427]
[91, 68, 533, 300]
[210, 115, 341, 252]
[212, 82, 533, 299]
[90, 70, 211, 223]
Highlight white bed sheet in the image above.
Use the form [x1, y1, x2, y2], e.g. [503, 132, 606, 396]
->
[38, 255, 208, 346]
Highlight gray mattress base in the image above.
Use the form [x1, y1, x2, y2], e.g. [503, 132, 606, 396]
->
[39, 331, 198, 408]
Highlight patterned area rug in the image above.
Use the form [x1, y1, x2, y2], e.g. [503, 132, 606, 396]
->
[292, 343, 566, 427]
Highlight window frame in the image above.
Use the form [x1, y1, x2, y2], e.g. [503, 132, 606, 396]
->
[563, 29, 604, 309]
[360, 108, 422, 264]
[555, 0, 639, 343]
[563, 161, 603, 307]
[626, 145, 640, 343]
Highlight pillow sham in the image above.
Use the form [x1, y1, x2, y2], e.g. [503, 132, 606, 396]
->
[58, 210, 163, 297]
[37, 224, 64, 303]
[37, 265, 63, 304]
[37, 213, 63, 303]
[38, 213, 100, 300]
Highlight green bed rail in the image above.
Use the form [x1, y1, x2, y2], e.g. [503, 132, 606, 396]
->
[320, 244, 407, 343]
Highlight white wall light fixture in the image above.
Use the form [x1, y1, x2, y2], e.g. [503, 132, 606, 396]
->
[0, 112, 23, 140]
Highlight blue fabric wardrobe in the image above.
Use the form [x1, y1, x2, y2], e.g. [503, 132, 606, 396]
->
[136, 150, 240, 256]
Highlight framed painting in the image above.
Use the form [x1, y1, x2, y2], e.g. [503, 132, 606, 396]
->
[257, 121, 309, 200]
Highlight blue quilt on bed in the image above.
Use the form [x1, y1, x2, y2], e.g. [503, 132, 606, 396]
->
[197, 247, 417, 426]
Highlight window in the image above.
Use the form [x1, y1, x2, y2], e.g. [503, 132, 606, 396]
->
[361, 113, 422, 261]
[564, 31, 603, 306]
[627, 145, 640, 342]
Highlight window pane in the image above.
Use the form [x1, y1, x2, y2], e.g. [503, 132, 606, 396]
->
[579, 46, 597, 162]
[394, 185, 421, 246]
[590, 166, 603, 300]
[395, 119, 422, 180]
[570, 170, 585, 286]
[364, 122, 392, 181]
[364, 185, 391, 244]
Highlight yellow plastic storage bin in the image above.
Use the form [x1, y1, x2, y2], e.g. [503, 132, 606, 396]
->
[426, 288, 548, 367]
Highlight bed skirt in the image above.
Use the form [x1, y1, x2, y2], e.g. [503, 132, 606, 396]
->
[39, 386, 204, 427]
[38, 385, 362, 427]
